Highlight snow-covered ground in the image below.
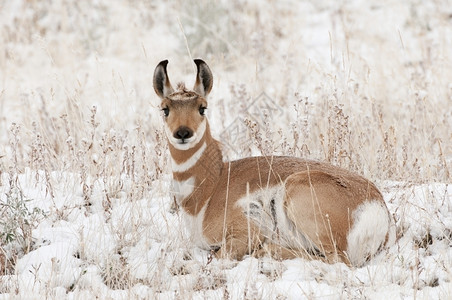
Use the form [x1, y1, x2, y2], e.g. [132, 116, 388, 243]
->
[1, 170, 452, 299]
[1, 0, 451, 299]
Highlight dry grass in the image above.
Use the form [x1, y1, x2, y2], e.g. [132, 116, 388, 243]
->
[0, 0, 451, 298]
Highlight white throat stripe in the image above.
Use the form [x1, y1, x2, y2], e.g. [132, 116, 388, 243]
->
[172, 142, 207, 173]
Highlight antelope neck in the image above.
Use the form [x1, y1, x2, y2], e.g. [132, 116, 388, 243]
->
[169, 122, 224, 215]
[169, 129, 207, 165]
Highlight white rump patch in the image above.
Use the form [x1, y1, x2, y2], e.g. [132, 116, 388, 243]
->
[346, 201, 394, 266]
[166, 120, 207, 150]
[172, 142, 206, 173]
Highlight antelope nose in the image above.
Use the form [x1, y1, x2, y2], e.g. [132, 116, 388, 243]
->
[174, 127, 193, 140]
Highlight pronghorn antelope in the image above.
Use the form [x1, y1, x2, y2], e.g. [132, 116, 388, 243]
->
[153, 59, 395, 266]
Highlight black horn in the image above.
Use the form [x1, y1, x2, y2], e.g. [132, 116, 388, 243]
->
[193, 59, 213, 97]
[153, 60, 174, 98]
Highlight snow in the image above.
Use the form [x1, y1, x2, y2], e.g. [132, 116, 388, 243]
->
[1, 0, 451, 299]
[1, 170, 451, 298]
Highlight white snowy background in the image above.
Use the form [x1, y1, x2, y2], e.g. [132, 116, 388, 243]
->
[0, 0, 451, 299]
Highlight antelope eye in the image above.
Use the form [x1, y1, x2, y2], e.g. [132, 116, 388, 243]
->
[162, 107, 169, 117]
[199, 106, 206, 116]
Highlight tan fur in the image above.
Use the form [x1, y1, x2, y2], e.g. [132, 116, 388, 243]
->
[153, 59, 394, 265]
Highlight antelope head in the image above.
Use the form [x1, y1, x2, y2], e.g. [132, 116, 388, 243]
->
[153, 59, 213, 151]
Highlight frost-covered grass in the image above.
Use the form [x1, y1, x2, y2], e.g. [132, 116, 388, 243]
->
[0, 0, 451, 299]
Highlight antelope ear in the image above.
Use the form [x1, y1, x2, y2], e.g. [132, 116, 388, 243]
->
[193, 59, 213, 97]
[153, 60, 174, 99]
